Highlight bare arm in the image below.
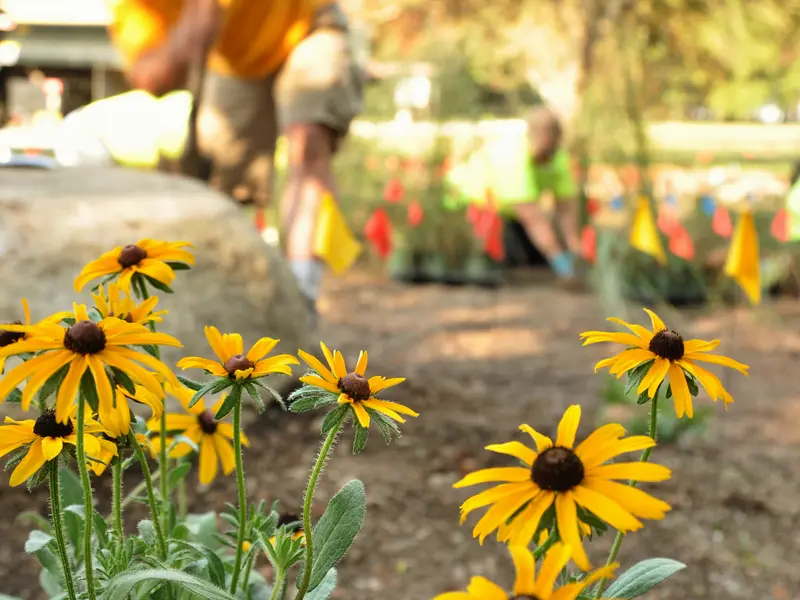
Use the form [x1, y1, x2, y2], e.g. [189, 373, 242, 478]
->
[126, 0, 222, 95]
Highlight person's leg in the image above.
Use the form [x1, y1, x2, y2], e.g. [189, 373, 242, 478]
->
[513, 202, 574, 279]
[274, 4, 364, 313]
[196, 72, 277, 208]
[555, 199, 582, 257]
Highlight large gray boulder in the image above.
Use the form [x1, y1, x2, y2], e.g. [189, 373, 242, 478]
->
[0, 166, 311, 397]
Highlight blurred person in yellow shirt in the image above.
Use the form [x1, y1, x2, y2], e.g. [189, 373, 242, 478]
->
[107, 0, 364, 317]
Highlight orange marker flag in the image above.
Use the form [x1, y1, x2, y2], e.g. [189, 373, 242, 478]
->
[724, 210, 761, 305]
[630, 197, 667, 264]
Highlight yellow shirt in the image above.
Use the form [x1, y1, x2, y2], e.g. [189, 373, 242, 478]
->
[108, 0, 330, 78]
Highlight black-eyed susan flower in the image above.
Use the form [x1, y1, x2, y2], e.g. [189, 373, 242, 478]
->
[99, 384, 163, 438]
[432, 543, 617, 600]
[92, 283, 167, 325]
[580, 308, 749, 418]
[74, 239, 194, 292]
[455, 405, 671, 570]
[297, 342, 416, 428]
[177, 326, 298, 382]
[148, 381, 248, 485]
[0, 303, 181, 422]
[0, 408, 107, 486]
[0, 299, 71, 374]
[268, 513, 305, 547]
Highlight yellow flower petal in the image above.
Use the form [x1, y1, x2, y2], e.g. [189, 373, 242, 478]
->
[574, 423, 626, 462]
[519, 424, 553, 453]
[364, 398, 418, 417]
[41, 437, 64, 461]
[297, 349, 337, 384]
[590, 462, 671, 482]
[459, 482, 532, 523]
[368, 376, 406, 393]
[556, 405, 581, 448]
[246, 337, 280, 362]
[454, 467, 532, 488]
[637, 358, 669, 397]
[473, 488, 534, 544]
[55, 356, 89, 424]
[484, 441, 536, 466]
[299, 375, 340, 394]
[354, 350, 368, 376]
[332, 350, 347, 379]
[555, 493, 589, 570]
[360, 399, 405, 423]
[668, 363, 693, 419]
[642, 308, 666, 332]
[502, 490, 554, 546]
[584, 478, 671, 520]
[533, 542, 571, 597]
[351, 402, 371, 427]
[509, 546, 537, 596]
[683, 351, 749, 375]
[198, 435, 218, 485]
[10, 438, 47, 486]
[581, 435, 655, 469]
[204, 326, 230, 363]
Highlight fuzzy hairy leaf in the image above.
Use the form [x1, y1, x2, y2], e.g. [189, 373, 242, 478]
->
[603, 558, 686, 599]
[299, 480, 366, 592]
[103, 568, 235, 600]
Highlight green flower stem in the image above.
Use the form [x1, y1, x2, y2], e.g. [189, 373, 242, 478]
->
[268, 567, 285, 600]
[241, 550, 256, 594]
[532, 531, 557, 560]
[112, 457, 124, 555]
[129, 432, 168, 560]
[594, 388, 661, 598]
[75, 397, 97, 600]
[136, 279, 171, 541]
[177, 476, 188, 519]
[115, 468, 160, 515]
[229, 397, 248, 593]
[295, 419, 344, 600]
[49, 458, 77, 600]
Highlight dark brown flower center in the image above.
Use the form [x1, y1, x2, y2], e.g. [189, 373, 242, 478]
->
[33, 409, 74, 438]
[63, 320, 107, 355]
[223, 353, 254, 376]
[531, 446, 585, 492]
[277, 513, 301, 528]
[338, 373, 371, 401]
[117, 244, 148, 268]
[0, 321, 24, 347]
[197, 411, 217, 434]
[648, 329, 684, 361]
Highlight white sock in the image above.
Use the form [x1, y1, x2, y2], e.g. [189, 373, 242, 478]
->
[289, 258, 324, 301]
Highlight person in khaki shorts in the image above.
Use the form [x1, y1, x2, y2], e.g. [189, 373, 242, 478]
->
[108, 0, 363, 317]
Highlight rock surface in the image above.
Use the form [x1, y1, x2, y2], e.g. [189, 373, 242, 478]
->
[0, 166, 311, 397]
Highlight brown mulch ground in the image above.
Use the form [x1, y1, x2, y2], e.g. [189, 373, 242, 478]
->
[2, 270, 799, 599]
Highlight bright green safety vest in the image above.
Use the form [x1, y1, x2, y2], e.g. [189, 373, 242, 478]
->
[78, 90, 193, 168]
[445, 129, 577, 214]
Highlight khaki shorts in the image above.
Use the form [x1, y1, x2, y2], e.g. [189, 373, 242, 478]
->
[197, 4, 363, 206]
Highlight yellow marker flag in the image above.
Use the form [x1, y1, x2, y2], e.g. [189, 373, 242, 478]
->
[313, 193, 362, 275]
[724, 210, 761, 305]
[629, 197, 667, 264]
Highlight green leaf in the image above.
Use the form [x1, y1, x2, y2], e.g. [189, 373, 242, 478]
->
[166, 261, 192, 271]
[142, 274, 174, 294]
[352, 425, 368, 454]
[300, 480, 366, 592]
[6, 388, 22, 404]
[24, 530, 53, 554]
[258, 383, 285, 410]
[185, 512, 220, 549]
[243, 382, 266, 413]
[80, 369, 100, 413]
[305, 568, 337, 600]
[214, 384, 242, 420]
[624, 360, 653, 396]
[37, 364, 70, 406]
[636, 390, 651, 405]
[0, 594, 25, 600]
[365, 409, 400, 445]
[16, 511, 52, 533]
[103, 568, 236, 600]
[321, 405, 349, 435]
[138, 520, 157, 547]
[603, 558, 686, 599]
[685, 373, 699, 397]
[188, 378, 230, 409]
[173, 541, 226, 589]
[178, 376, 205, 391]
[167, 463, 192, 489]
[110, 366, 137, 395]
[59, 468, 83, 552]
[289, 389, 337, 413]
